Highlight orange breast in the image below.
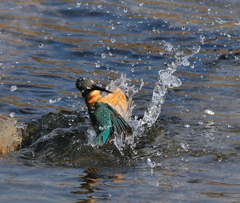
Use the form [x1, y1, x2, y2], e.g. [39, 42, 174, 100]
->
[87, 88, 127, 117]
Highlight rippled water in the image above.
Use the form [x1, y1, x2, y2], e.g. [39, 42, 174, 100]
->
[1, 0, 240, 202]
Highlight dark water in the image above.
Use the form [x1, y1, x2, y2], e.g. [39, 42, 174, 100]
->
[1, 0, 240, 202]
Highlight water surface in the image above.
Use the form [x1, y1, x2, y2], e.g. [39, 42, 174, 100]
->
[0, 0, 240, 202]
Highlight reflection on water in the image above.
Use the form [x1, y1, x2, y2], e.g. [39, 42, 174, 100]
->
[1, 0, 240, 202]
[72, 168, 115, 201]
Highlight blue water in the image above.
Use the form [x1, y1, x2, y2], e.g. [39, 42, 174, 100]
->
[1, 0, 240, 202]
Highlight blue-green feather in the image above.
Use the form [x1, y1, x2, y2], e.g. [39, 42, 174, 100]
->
[91, 101, 132, 146]
[91, 102, 112, 145]
[76, 77, 132, 145]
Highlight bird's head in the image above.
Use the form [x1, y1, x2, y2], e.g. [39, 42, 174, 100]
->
[75, 77, 95, 92]
[76, 77, 112, 95]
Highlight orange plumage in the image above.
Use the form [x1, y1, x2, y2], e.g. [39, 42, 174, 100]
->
[87, 88, 127, 118]
[76, 77, 132, 145]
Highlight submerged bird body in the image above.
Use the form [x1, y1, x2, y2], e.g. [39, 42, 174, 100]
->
[76, 77, 132, 145]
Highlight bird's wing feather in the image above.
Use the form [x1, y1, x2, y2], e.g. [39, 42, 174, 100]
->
[104, 102, 132, 135]
[94, 101, 132, 145]
[93, 102, 112, 145]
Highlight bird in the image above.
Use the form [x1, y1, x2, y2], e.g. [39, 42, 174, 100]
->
[75, 77, 132, 146]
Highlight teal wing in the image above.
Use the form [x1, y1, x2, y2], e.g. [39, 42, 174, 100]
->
[92, 102, 113, 146]
[106, 103, 132, 136]
[93, 101, 132, 146]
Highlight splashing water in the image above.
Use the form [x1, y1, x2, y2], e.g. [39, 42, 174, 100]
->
[106, 74, 138, 123]
[140, 43, 201, 128]
[88, 43, 201, 153]
[112, 43, 200, 131]
[111, 43, 200, 151]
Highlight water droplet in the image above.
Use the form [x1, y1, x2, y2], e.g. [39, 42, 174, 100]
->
[139, 79, 144, 90]
[200, 35, 205, 44]
[131, 68, 135, 72]
[124, 8, 128, 13]
[157, 151, 162, 156]
[39, 43, 43, 48]
[68, 6, 71, 9]
[235, 20, 240, 26]
[190, 64, 194, 69]
[101, 53, 106, 59]
[199, 121, 203, 125]
[49, 99, 57, 104]
[204, 109, 215, 115]
[111, 38, 116, 43]
[95, 63, 100, 68]
[133, 150, 138, 155]
[10, 85, 17, 92]
[139, 3, 143, 6]
[184, 124, 190, 128]
[182, 59, 190, 66]
[215, 18, 226, 24]
[180, 142, 189, 151]
[10, 112, 15, 117]
[165, 44, 173, 52]
[147, 158, 156, 168]
[76, 2, 81, 8]
[218, 158, 222, 162]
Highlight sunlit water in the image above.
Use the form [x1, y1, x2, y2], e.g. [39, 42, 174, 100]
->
[1, 0, 240, 202]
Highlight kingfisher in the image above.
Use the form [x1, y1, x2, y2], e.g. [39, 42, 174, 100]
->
[75, 77, 132, 146]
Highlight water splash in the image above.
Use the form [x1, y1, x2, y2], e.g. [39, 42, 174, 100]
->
[10, 85, 17, 92]
[100, 43, 201, 153]
[140, 44, 201, 128]
[106, 74, 138, 123]
[87, 43, 201, 153]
